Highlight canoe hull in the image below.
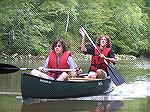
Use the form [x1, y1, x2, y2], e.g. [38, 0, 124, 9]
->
[21, 73, 113, 99]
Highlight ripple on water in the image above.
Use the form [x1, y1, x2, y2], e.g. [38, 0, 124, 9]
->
[62, 80, 150, 101]
[108, 80, 150, 100]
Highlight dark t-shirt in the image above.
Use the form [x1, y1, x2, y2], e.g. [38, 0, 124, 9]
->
[84, 44, 115, 58]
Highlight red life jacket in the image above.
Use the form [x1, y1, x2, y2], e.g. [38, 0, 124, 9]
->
[47, 50, 71, 79]
[89, 46, 111, 73]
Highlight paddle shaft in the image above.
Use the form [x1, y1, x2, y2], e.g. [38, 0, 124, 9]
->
[20, 68, 76, 72]
[81, 27, 108, 63]
[0, 63, 78, 74]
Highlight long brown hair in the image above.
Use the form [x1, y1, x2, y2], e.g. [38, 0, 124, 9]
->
[96, 34, 111, 48]
[51, 38, 68, 53]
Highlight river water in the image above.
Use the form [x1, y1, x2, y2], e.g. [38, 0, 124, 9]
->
[0, 57, 150, 112]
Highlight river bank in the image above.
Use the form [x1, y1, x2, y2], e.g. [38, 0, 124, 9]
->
[1, 53, 138, 61]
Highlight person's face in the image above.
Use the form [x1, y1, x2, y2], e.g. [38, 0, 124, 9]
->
[54, 42, 63, 55]
[100, 37, 108, 47]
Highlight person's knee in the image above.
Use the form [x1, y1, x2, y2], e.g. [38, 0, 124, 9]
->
[96, 69, 107, 79]
[57, 72, 69, 81]
[96, 69, 103, 74]
[88, 71, 97, 78]
[31, 69, 44, 77]
[31, 69, 38, 75]
[71, 72, 78, 78]
[62, 72, 69, 78]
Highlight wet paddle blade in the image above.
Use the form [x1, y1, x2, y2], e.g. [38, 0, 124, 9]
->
[0, 63, 20, 74]
[107, 64, 125, 86]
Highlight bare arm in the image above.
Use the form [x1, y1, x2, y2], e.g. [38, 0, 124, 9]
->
[105, 57, 117, 64]
[101, 54, 117, 64]
[79, 27, 87, 52]
[81, 36, 87, 52]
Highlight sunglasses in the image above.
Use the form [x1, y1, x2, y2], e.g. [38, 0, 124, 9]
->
[54, 44, 62, 48]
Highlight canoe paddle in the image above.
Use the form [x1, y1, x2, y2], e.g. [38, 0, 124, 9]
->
[0, 63, 78, 74]
[80, 26, 125, 86]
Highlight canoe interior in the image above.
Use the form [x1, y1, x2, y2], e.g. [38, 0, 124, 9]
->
[21, 73, 113, 99]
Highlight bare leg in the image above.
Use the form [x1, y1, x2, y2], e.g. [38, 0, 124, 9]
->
[87, 71, 97, 79]
[31, 69, 41, 77]
[31, 69, 53, 79]
[70, 71, 78, 78]
[56, 72, 69, 81]
[96, 69, 107, 79]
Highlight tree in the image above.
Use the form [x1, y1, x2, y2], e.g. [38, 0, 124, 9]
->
[0, 0, 149, 57]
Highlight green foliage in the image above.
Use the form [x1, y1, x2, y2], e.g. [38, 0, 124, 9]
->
[0, 0, 149, 57]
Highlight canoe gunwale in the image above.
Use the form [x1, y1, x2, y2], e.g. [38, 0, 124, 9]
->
[22, 73, 110, 83]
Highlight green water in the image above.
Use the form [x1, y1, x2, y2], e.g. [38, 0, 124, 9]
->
[0, 58, 149, 112]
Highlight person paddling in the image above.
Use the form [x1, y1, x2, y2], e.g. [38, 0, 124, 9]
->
[31, 38, 81, 81]
[79, 27, 116, 79]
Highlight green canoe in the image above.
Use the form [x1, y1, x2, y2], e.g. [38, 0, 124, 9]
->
[21, 73, 114, 99]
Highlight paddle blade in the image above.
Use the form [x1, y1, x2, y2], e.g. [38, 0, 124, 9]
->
[107, 64, 125, 86]
[0, 63, 20, 74]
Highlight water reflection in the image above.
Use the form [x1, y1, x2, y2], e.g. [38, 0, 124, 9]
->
[21, 100, 124, 112]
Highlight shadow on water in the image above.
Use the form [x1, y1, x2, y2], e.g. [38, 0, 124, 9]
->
[21, 99, 124, 112]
